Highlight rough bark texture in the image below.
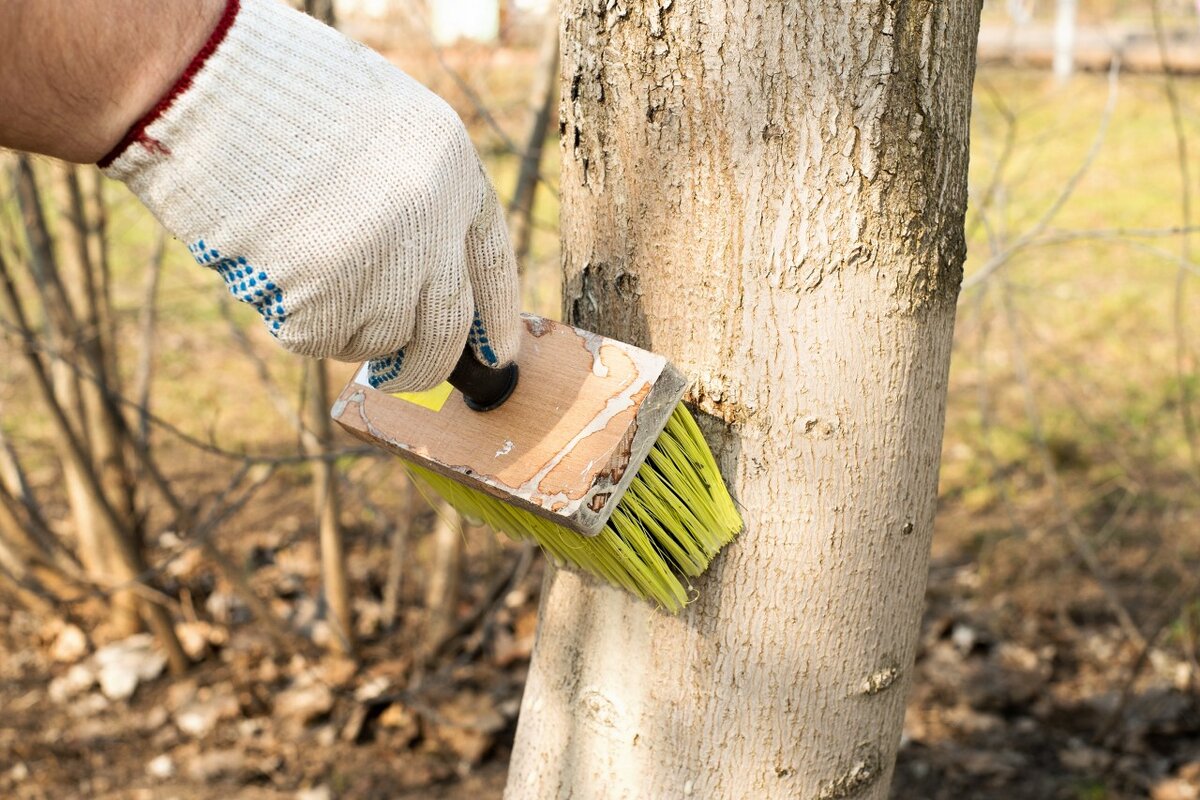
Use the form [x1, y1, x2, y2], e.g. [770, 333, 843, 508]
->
[505, 2, 981, 798]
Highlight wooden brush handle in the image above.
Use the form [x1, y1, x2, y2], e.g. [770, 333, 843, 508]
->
[447, 344, 519, 412]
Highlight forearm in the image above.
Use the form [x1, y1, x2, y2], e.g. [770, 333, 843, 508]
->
[0, 0, 225, 163]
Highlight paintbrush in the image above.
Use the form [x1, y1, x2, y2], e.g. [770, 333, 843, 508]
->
[331, 314, 740, 612]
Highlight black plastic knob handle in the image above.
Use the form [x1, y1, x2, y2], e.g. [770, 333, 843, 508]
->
[447, 345, 519, 412]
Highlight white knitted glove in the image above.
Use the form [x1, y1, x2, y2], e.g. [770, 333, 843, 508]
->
[100, 0, 520, 392]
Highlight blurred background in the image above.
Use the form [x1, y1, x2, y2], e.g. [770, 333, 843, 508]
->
[1, 1, 1199, 798]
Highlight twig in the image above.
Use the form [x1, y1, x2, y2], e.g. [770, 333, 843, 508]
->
[422, 542, 535, 666]
[965, 76, 1020, 242]
[0, 558, 56, 616]
[132, 230, 167, 447]
[0, 316, 376, 466]
[962, 55, 1122, 292]
[0, 426, 77, 568]
[217, 295, 320, 449]
[999, 278, 1146, 649]
[380, 477, 415, 632]
[397, 3, 558, 196]
[507, 5, 559, 264]
[971, 283, 1030, 554]
[1093, 581, 1193, 746]
[1149, 0, 1199, 475]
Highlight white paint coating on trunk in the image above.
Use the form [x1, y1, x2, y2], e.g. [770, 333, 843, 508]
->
[1053, 0, 1078, 83]
[505, 1, 981, 798]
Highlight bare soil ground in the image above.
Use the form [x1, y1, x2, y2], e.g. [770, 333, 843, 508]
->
[2, 488, 1197, 799]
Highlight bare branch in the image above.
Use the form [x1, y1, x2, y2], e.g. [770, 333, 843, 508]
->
[0, 249, 189, 673]
[1149, 0, 1199, 475]
[962, 56, 1122, 292]
[380, 477, 415, 632]
[396, 3, 558, 196]
[132, 230, 168, 447]
[507, 6, 559, 265]
[0, 315, 376, 466]
[999, 279, 1146, 649]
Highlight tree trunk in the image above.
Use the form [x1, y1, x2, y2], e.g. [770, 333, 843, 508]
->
[1053, 0, 1077, 84]
[0, 249, 189, 675]
[305, 360, 354, 655]
[52, 163, 143, 636]
[505, 2, 981, 799]
[423, 501, 462, 649]
[507, 6, 559, 266]
[380, 477, 415, 632]
[303, 0, 336, 27]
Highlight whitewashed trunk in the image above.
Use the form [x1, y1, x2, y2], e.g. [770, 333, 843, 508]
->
[505, 1, 981, 798]
[1053, 0, 1077, 84]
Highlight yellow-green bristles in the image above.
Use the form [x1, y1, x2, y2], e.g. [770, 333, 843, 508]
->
[407, 404, 741, 613]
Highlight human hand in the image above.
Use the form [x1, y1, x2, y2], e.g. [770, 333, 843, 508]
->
[100, 0, 521, 392]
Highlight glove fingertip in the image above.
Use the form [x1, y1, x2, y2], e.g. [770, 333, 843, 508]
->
[467, 309, 521, 368]
[467, 311, 499, 367]
[367, 350, 406, 390]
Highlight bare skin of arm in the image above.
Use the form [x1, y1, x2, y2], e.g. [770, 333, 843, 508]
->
[0, 0, 225, 163]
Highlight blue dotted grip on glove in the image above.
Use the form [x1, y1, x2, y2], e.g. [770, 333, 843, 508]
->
[367, 310, 499, 391]
[368, 335, 517, 412]
[189, 240, 288, 335]
[190, 239, 510, 400]
[467, 310, 497, 366]
[367, 351, 406, 389]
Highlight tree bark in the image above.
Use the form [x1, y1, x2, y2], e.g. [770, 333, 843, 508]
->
[505, 2, 981, 798]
